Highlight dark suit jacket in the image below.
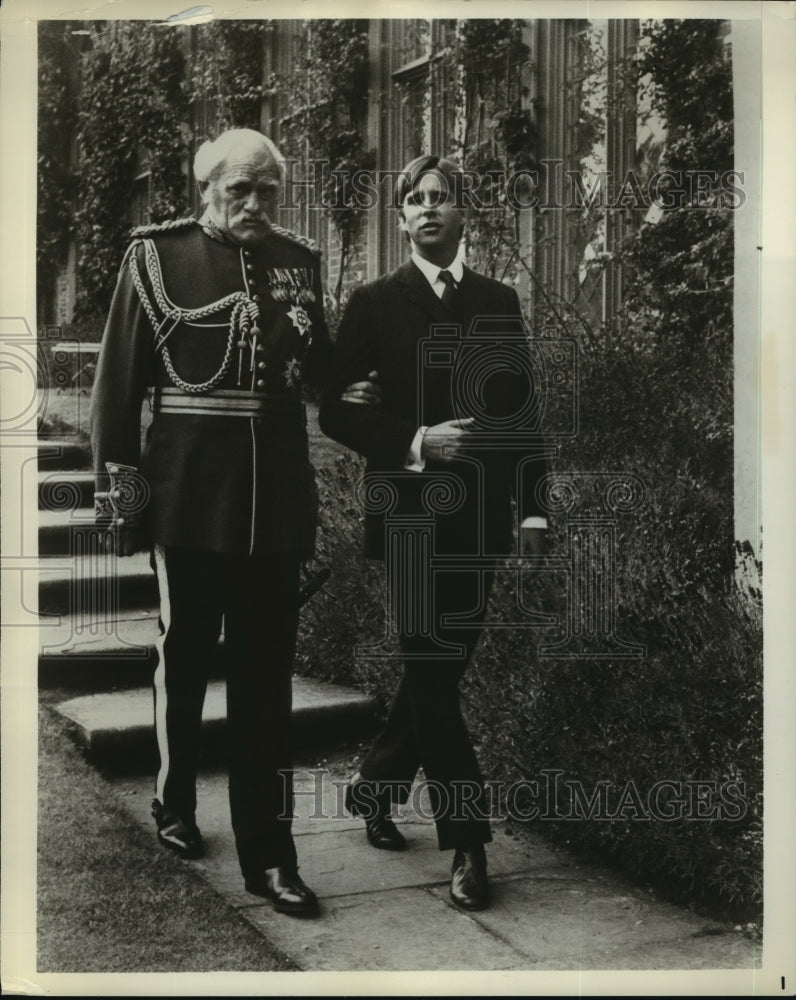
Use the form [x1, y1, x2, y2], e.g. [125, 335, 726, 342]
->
[319, 260, 548, 559]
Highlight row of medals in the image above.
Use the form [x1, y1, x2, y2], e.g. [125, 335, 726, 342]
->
[268, 267, 316, 305]
[237, 267, 315, 388]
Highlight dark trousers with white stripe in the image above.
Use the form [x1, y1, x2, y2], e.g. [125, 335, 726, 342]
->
[152, 545, 301, 876]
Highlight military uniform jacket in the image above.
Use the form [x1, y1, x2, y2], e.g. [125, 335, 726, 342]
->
[318, 260, 549, 560]
[90, 218, 332, 558]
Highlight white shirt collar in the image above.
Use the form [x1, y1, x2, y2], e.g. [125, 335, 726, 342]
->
[411, 250, 464, 290]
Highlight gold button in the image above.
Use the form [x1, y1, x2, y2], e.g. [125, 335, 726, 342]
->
[256, 379, 265, 388]
[258, 361, 266, 370]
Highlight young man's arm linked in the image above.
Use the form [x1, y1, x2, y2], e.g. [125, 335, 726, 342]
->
[318, 285, 417, 469]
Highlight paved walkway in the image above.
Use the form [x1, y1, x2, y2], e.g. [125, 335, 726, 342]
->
[108, 752, 761, 974]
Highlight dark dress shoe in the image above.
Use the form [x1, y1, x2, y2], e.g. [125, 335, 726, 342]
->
[450, 845, 490, 911]
[244, 866, 319, 916]
[344, 780, 407, 851]
[364, 813, 407, 851]
[151, 799, 203, 860]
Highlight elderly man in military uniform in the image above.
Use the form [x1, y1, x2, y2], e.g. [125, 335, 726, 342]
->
[90, 128, 377, 916]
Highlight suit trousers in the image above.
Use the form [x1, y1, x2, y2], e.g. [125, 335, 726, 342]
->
[360, 567, 494, 851]
[151, 545, 300, 876]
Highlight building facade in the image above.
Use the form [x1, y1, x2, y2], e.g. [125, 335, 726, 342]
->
[41, 18, 647, 334]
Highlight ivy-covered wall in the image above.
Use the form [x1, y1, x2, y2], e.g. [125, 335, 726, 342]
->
[70, 23, 189, 326]
[37, 21, 79, 325]
[37, 17, 636, 332]
[274, 20, 374, 314]
[38, 20, 271, 329]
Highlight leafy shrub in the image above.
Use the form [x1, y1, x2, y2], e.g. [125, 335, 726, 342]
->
[294, 452, 397, 703]
[465, 556, 762, 917]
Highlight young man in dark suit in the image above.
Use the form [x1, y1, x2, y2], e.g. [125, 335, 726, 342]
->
[319, 154, 548, 911]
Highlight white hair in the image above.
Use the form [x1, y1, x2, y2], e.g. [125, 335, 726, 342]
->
[193, 128, 285, 185]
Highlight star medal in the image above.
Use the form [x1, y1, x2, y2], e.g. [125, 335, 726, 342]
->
[283, 356, 302, 388]
[287, 303, 312, 338]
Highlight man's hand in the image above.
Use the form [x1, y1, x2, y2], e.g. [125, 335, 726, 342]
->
[521, 526, 547, 560]
[95, 463, 148, 557]
[341, 370, 381, 406]
[420, 417, 477, 463]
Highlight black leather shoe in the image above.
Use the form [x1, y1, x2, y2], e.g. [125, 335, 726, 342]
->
[151, 799, 203, 860]
[365, 813, 407, 851]
[345, 779, 406, 851]
[450, 845, 490, 911]
[244, 867, 319, 916]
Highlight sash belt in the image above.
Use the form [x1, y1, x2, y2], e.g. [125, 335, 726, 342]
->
[152, 386, 303, 419]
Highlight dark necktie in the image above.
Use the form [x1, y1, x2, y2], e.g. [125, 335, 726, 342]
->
[438, 269, 457, 309]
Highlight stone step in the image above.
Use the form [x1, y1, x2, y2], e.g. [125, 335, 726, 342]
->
[36, 438, 91, 471]
[39, 611, 162, 689]
[38, 552, 157, 617]
[53, 676, 378, 770]
[38, 508, 97, 556]
[38, 469, 95, 512]
[38, 612, 251, 692]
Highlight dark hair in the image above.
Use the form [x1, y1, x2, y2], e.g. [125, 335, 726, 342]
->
[393, 155, 467, 210]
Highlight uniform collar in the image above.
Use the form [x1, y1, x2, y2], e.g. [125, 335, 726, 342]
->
[199, 210, 235, 246]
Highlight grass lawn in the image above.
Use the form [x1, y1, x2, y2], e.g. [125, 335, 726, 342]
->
[37, 697, 297, 973]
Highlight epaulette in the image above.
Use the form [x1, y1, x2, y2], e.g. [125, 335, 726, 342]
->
[130, 217, 197, 240]
[270, 224, 323, 257]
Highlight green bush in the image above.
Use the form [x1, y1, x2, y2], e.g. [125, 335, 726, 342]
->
[466, 563, 762, 918]
[295, 452, 397, 702]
